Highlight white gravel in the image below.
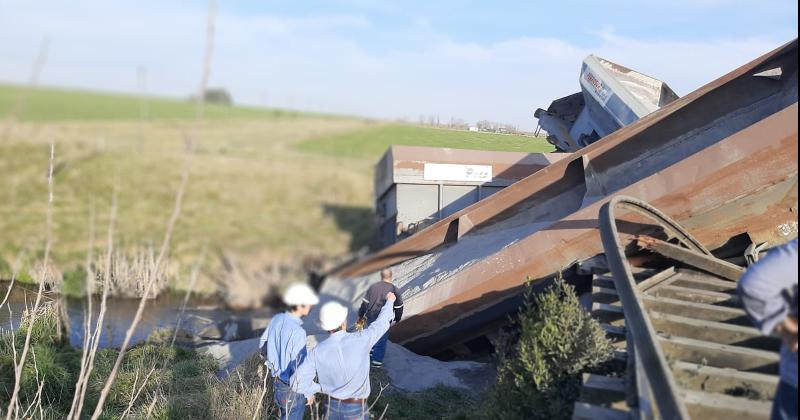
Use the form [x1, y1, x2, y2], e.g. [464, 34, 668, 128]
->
[200, 335, 492, 391]
[199, 337, 260, 376]
[382, 342, 492, 392]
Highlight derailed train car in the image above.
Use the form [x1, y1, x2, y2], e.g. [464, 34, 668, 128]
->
[321, 40, 798, 356]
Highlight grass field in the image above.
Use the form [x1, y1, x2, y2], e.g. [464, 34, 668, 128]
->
[296, 124, 554, 160]
[0, 83, 301, 121]
[0, 83, 553, 299]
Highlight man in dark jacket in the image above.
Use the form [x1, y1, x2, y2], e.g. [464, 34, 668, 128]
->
[358, 268, 403, 368]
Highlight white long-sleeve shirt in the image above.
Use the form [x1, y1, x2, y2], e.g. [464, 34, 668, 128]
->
[259, 312, 308, 384]
[738, 238, 797, 388]
[292, 299, 394, 399]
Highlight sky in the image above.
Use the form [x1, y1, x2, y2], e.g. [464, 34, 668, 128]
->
[1, 0, 797, 130]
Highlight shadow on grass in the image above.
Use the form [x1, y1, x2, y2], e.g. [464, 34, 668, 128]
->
[322, 203, 376, 252]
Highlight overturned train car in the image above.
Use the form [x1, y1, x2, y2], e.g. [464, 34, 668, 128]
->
[322, 40, 799, 356]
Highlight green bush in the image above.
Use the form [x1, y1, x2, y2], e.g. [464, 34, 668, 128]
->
[61, 265, 88, 297]
[482, 278, 613, 420]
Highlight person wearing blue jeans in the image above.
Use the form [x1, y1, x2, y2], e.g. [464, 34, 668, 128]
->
[371, 332, 389, 366]
[358, 268, 404, 368]
[292, 293, 397, 420]
[738, 239, 797, 420]
[324, 398, 371, 420]
[273, 379, 305, 420]
[259, 283, 319, 420]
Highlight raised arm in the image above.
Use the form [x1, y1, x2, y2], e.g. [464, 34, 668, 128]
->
[360, 292, 396, 347]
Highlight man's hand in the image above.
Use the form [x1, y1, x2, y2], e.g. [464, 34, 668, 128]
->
[354, 317, 366, 331]
[775, 315, 798, 352]
[306, 394, 316, 406]
[386, 292, 396, 302]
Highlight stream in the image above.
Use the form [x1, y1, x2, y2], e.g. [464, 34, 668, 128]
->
[1, 281, 273, 348]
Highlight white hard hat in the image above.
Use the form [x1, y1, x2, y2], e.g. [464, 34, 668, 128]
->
[319, 302, 348, 331]
[282, 283, 319, 306]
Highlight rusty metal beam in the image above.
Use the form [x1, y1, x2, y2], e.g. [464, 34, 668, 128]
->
[321, 39, 798, 355]
[328, 39, 798, 280]
[600, 196, 691, 419]
[636, 236, 745, 281]
[393, 103, 797, 350]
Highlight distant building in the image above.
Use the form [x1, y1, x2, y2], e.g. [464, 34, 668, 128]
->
[468, 126, 479, 132]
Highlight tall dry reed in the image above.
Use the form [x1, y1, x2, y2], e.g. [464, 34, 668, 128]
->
[4, 144, 55, 420]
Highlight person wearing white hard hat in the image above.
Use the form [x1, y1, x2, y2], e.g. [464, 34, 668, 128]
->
[292, 292, 397, 420]
[258, 283, 319, 420]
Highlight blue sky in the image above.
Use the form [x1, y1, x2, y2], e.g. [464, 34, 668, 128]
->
[1, 0, 797, 129]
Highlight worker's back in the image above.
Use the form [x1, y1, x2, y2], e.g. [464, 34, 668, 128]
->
[307, 330, 374, 399]
[362, 281, 401, 322]
[293, 299, 395, 400]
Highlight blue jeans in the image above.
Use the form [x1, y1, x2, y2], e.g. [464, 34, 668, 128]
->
[274, 380, 305, 420]
[325, 399, 370, 420]
[371, 332, 389, 363]
[771, 381, 798, 420]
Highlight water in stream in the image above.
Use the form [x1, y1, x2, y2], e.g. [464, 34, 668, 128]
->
[1, 282, 273, 348]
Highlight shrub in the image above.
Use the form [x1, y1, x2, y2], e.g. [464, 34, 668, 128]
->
[203, 88, 232, 105]
[61, 265, 88, 297]
[482, 277, 613, 420]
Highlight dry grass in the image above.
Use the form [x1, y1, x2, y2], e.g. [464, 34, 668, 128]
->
[4, 143, 55, 420]
[93, 247, 176, 298]
[204, 354, 275, 419]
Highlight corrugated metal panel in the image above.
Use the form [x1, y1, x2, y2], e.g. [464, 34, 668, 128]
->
[395, 184, 438, 227]
[441, 186, 478, 218]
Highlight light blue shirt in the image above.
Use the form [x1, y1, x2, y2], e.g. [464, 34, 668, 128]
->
[738, 239, 797, 388]
[260, 312, 308, 383]
[292, 299, 394, 399]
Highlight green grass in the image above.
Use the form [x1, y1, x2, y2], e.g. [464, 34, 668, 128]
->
[1, 83, 554, 297]
[1, 117, 375, 294]
[362, 366, 477, 419]
[0, 306, 270, 419]
[296, 124, 554, 160]
[0, 83, 301, 121]
[0, 306, 478, 419]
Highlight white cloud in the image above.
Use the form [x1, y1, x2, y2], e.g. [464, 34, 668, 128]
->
[0, 0, 794, 130]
